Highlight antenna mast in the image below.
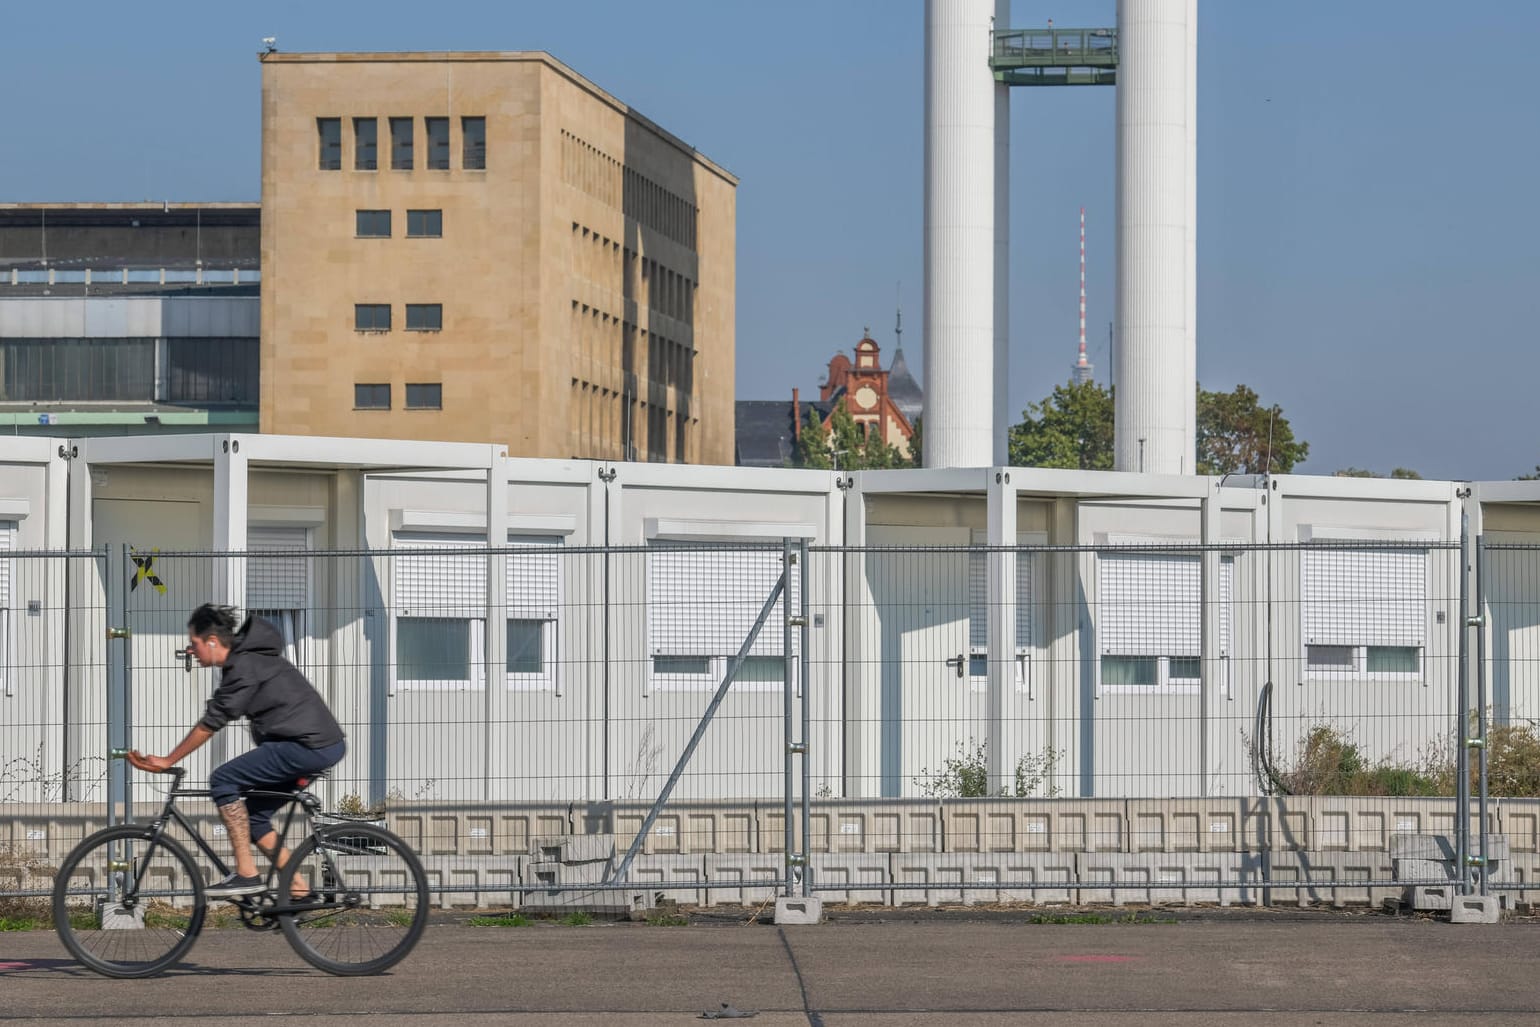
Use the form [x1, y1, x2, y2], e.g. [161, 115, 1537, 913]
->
[1073, 206, 1094, 383]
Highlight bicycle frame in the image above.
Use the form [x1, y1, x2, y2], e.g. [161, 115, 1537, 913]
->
[119, 766, 343, 918]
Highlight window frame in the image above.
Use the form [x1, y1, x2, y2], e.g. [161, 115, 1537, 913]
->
[317, 117, 342, 170]
[966, 530, 1045, 693]
[424, 116, 450, 170]
[503, 533, 563, 693]
[393, 615, 486, 692]
[389, 116, 414, 170]
[462, 116, 486, 170]
[353, 117, 378, 171]
[406, 209, 443, 238]
[404, 383, 443, 410]
[404, 304, 443, 332]
[353, 383, 391, 410]
[1094, 544, 1235, 697]
[354, 303, 391, 333]
[644, 539, 800, 694]
[1299, 529, 1433, 685]
[355, 209, 392, 238]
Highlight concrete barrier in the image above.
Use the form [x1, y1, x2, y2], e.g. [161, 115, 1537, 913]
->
[941, 799, 1127, 853]
[1076, 852, 1262, 906]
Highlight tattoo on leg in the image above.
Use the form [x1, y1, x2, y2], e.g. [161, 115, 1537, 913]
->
[218, 800, 257, 877]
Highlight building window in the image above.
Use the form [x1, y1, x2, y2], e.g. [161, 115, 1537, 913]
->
[317, 118, 341, 170]
[967, 535, 1036, 691]
[425, 117, 449, 169]
[247, 525, 313, 669]
[406, 209, 442, 238]
[405, 383, 442, 409]
[462, 116, 486, 169]
[392, 533, 487, 691]
[166, 338, 259, 404]
[505, 534, 562, 691]
[355, 210, 391, 238]
[390, 117, 414, 170]
[353, 117, 378, 170]
[1302, 543, 1427, 681]
[354, 383, 391, 409]
[405, 304, 442, 332]
[397, 617, 479, 688]
[354, 303, 391, 332]
[0, 337, 155, 402]
[646, 543, 797, 692]
[1096, 550, 1234, 695]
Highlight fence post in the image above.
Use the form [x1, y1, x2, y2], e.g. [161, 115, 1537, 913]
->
[1475, 531, 1490, 896]
[1199, 482, 1222, 798]
[105, 543, 129, 828]
[1456, 502, 1472, 895]
[799, 536, 813, 897]
[783, 537, 797, 897]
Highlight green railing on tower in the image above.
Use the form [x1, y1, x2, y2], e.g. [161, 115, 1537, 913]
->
[990, 27, 1118, 86]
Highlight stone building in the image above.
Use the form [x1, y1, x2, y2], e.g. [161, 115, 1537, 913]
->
[260, 51, 738, 463]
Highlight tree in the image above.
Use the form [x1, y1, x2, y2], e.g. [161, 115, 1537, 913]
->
[1007, 379, 1115, 470]
[793, 402, 910, 470]
[1006, 379, 1309, 475]
[793, 408, 831, 469]
[906, 416, 923, 468]
[1334, 467, 1423, 480]
[1517, 466, 1540, 481]
[1196, 384, 1309, 475]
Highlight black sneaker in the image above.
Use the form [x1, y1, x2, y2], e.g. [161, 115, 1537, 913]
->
[205, 873, 265, 898]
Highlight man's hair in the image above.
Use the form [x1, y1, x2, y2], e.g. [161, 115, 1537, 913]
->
[187, 603, 240, 646]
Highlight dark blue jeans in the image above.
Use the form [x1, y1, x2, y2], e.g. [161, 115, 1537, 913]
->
[209, 739, 346, 840]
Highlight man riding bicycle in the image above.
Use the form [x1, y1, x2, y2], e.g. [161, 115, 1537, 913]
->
[129, 603, 346, 898]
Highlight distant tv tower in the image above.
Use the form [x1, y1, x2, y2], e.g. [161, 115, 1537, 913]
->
[1073, 205, 1094, 384]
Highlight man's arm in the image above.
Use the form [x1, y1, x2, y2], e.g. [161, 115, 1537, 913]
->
[128, 724, 215, 772]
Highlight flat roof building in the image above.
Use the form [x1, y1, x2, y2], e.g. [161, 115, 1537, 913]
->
[259, 51, 738, 463]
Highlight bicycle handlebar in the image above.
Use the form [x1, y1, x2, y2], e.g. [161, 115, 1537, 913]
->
[110, 749, 186, 781]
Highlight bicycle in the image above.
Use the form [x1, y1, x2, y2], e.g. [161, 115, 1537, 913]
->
[51, 759, 429, 978]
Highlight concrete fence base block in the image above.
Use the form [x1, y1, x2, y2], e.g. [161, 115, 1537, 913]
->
[1449, 894, 1501, 924]
[774, 896, 822, 925]
[100, 902, 145, 930]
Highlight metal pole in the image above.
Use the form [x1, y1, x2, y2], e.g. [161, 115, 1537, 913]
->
[1476, 534, 1490, 896]
[106, 544, 128, 829]
[608, 564, 787, 886]
[1456, 513, 1471, 895]
[799, 537, 812, 897]
[782, 538, 796, 897]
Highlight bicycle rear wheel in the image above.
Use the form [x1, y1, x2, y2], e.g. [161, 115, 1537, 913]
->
[277, 822, 429, 975]
[52, 825, 207, 978]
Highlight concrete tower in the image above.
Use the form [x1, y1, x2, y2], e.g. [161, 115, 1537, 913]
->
[1113, 0, 1198, 474]
[924, 0, 997, 468]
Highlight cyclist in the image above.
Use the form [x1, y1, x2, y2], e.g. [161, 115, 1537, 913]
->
[129, 603, 346, 898]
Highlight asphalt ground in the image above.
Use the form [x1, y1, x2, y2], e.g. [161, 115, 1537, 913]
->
[1, 908, 1537, 1025]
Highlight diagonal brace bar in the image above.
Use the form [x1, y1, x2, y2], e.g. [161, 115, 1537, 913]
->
[608, 566, 788, 886]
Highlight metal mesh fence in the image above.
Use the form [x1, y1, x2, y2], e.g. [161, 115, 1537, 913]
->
[2, 537, 1524, 910]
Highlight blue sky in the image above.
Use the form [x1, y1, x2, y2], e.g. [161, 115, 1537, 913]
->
[4, 1, 1537, 479]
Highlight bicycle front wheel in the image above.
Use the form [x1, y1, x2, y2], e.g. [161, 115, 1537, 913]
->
[52, 825, 207, 978]
[278, 823, 429, 975]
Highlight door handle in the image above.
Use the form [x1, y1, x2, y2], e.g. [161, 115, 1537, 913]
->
[945, 654, 965, 679]
[174, 647, 195, 674]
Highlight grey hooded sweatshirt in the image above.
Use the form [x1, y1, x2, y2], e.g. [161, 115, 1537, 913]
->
[198, 616, 345, 748]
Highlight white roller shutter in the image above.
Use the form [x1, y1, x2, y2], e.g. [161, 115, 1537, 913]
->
[648, 544, 794, 657]
[1100, 552, 1232, 656]
[1303, 546, 1425, 648]
[394, 532, 486, 618]
[969, 541, 1034, 650]
[506, 535, 561, 619]
[247, 525, 310, 610]
[0, 521, 13, 611]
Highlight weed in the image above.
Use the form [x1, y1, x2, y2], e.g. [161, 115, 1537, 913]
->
[915, 739, 1064, 798]
[645, 912, 689, 927]
[468, 912, 531, 927]
[559, 910, 594, 926]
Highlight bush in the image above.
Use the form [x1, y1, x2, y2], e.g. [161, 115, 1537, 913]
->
[915, 739, 1062, 798]
[1275, 725, 1447, 797]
